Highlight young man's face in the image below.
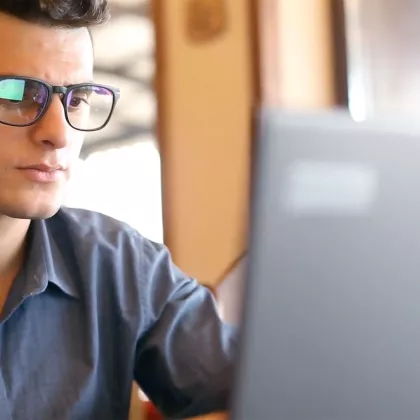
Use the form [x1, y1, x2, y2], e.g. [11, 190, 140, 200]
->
[0, 12, 93, 220]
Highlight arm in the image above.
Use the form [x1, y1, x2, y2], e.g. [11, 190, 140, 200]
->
[134, 238, 238, 419]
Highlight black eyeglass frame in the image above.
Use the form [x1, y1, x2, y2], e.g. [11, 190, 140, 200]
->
[0, 75, 121, 132]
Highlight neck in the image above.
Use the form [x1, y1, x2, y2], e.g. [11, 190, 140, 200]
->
[0, 216, 30, 283]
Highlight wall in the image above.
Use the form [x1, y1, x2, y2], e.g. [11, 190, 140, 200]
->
[278, 0, 335, 107]
[154, 0, 254, 286]
[257, 0, 336, 108]
[345, 0, 420, 118]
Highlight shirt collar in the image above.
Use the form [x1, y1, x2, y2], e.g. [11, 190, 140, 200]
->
[27, 214, 80, 299]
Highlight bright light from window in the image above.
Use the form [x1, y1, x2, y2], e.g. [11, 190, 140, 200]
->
[66, 140, 163, 243]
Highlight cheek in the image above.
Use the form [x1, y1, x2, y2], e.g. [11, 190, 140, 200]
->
[0, 126, 29, 166]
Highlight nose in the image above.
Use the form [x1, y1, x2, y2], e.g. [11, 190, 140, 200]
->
[28, 95, 71, 150]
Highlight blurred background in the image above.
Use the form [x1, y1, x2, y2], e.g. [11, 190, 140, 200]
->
[66, 0, 162, 243]
[64, 0, 415, 417]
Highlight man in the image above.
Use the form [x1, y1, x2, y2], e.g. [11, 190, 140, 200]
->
[0, 0, 237, 419]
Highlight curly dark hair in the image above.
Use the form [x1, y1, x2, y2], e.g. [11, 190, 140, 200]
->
[0, 0, 110, 27]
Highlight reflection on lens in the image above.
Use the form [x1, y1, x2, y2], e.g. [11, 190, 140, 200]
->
[0, 78, 48, 125]
[0, 79, 25, 101]
[66, 85, 114, 131]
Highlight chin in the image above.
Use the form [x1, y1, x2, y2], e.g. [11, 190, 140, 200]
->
[2, 206, 61, 220]
[0, 197, 63, 220]
[0, 184, 68, 220]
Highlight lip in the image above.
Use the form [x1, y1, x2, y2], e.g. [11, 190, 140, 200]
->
[17, 164, 65, 183]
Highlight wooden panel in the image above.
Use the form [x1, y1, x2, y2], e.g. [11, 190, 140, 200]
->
[154, 0, 255, 285]
[153, 0, 338, 286]
[257, 0, 337, 108]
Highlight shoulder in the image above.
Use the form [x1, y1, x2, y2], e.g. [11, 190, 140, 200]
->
[43, 207, 208, 334]
[43, 206, 169, 291]
[57, 206, 140, 241]
[54, 206, 164, 257]
[43, 207, 173, 319]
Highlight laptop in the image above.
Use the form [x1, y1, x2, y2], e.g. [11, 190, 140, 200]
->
[231, 109, 420, 420]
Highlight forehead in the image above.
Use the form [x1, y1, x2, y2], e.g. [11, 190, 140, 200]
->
[0, 13, 93, 85]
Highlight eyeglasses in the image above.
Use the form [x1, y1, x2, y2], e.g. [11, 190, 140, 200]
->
[0, 76, 120, 132]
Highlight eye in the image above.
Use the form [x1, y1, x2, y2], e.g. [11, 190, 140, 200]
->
[68, 95, 89, 109]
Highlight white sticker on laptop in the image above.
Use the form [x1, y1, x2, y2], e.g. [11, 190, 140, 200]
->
[282, 160, 378, 215]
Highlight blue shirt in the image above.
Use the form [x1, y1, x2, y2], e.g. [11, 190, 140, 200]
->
[0, 208, 237, 419]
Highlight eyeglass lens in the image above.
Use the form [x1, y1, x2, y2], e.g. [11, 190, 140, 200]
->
[0, 78, 114, 131]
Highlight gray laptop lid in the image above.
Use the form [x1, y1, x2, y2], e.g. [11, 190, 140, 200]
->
[232, 109, 420, 420]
